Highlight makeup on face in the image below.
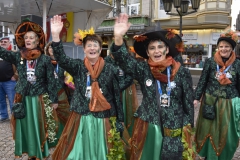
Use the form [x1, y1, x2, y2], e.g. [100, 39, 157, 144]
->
[24, 31, 39, 49]
[147, 40, 169, 62]
[83, 40, 102, 64]
[218, 41, 232, 58]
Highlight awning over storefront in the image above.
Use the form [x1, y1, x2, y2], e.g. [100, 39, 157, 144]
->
[96, 24, 146, 35]
[0, 0, 112, 33]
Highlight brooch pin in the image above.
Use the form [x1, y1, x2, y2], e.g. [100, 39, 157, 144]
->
[20, 57, 24, 64]
[226, 72, 232, 78]
[170, 81, 176, 88]
[146, 79, 152, 86]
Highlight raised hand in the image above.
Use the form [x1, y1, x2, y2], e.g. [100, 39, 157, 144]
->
[114, 13, 131, 45]
[114, 13, 131, 37]
[50, 15, 63, 42]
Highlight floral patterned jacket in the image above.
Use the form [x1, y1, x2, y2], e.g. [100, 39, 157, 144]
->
[105, 55, 133, 91]
[194, 57, 240, 100]
[51, 42, 124, 124]
[0, 47, 58, 103]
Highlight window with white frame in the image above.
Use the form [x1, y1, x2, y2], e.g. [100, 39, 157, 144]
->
[112, 6, 126, 17]
[128, 3, 140, 15]
[160, 0, 164, 10]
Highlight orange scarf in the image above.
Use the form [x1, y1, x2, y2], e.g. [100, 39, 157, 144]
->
[148, 56, 180, 83]
[84, 57, 111, 112]
[214, 51, 236, 85]
[21, 48, 41, 60]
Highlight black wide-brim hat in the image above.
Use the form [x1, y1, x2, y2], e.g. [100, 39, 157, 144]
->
[15, 21, 45, 51]
[217, 37, 236, 49]
[133, 30, 180, 59]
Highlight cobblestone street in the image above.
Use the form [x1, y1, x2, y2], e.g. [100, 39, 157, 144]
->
[1, 88, 240, 159]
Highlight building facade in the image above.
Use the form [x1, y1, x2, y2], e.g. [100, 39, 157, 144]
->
[154, 0, 232, 73]
[95, 0, 156, 57]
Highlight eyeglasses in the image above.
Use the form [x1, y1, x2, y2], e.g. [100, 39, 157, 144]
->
[0, 40, 9, 44]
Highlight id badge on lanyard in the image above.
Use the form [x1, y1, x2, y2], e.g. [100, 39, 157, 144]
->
[85, 74, 92, 98]
[157, 66, 172, 107]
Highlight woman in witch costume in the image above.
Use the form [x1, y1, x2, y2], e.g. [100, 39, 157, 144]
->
[194, 27, 240, 160]
[0, 21, 58, 159]
[44, 42, 71, 148]
[110, 13, 194, 160]
[50, 15, 124, 160]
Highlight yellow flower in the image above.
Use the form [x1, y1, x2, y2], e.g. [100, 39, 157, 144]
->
[88, 27, 95, 35]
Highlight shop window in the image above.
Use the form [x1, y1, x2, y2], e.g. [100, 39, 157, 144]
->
[212, 44, 217, 57]
[182, 44, 209, 68]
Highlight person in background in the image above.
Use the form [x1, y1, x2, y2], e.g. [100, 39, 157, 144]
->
[194, 27, 240, 160]
[105, 39, 138, 137]
[44, 42, 71, 148]
[0, 37, 18, 122]
[0, 21, 58, 159]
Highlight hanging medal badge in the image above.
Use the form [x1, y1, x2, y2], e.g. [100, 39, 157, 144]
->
[119, 67, 124, 76]
[160, 93, 170, 107]
[157, 66, 172, 107]
[26, 60, 37, 84]
[215, 64, 231, 80]
[85, 73, 92, 99]
[54, 64, 59, 79]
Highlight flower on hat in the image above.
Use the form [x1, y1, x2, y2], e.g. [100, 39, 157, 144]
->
[73, 27, 95, 46]
[79, 27, 95, 39]
[220, 26, 238, 42]
[129, 46, 136, 54]
[166, 29, 179, 40]
[133, 35, 147, 42]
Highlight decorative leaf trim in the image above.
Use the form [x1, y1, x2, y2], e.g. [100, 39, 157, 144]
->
[182, 125, 196, 160]
[106, 117, 126, 160]
[166, 29, 178, 40]
[43, 93, 57, 143]
[220, 26, 238, 42]
[133, 35, 147, 42]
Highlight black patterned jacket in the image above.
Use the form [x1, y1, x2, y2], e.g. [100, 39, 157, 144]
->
[104, 55, 133, 91]
[53, 65, 65, 91]
[110, 43, 194, 158]
[51, 42, 124, 124]
[0, 47, 58, 103]
[194, 57, 240, 100]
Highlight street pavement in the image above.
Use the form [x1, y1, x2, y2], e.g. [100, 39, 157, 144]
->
[1, 88, 240, 160]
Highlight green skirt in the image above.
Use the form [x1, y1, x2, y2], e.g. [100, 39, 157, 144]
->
[14, 96, 50, 159]
[196, 95, 240, 160]
[141, 123, 163, 160]
[67, 114, 108, 160]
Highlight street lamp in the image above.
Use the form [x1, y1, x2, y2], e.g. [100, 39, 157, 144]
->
[162, 0, 200, 36]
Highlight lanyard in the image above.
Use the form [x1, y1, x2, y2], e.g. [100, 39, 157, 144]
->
[157, 66, 171, 96]
[216, 64, 231, 73]
[55, 64, 59, 73]
[86, 74, 91, 86]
